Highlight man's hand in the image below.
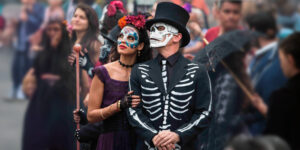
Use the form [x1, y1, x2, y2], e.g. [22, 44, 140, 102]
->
[157, 144, 176, 150]
[153, 130, 180, 148]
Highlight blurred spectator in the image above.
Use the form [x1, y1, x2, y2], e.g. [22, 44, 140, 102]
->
[205, 50, 253, 150]
[99, 0, 125, 36]
[63, 0, 102, 24]
[68, 3, 101, 97]
[190, 7, 209, 31]
[41, 0, 64, 29]
[225, 134, 291, 150]
[171, 0, 210, 16]
[276, 1, 300, 32]
[0, 15, 5, 48]
[150, 0, 170, 17]
[264, 32, 300, 150]
[0, 4, 3, 14]
[245, 11, 287, 135]
[0, 15, 4, 31]
[182, 21, 203, 60]
[199, 1, 245, 149]
[11, 0, 45, 99]
[22, 19, 76, 150]
[204, 0, 243, 45]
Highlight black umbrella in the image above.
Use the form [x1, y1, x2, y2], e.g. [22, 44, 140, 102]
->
[194, 29, 259, 100]
[194, 30, 258, 71]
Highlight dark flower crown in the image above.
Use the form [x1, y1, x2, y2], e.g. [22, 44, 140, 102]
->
[118, 15, 146, 30]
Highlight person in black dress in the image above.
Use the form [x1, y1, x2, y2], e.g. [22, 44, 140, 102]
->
[22, 19, 76, 150]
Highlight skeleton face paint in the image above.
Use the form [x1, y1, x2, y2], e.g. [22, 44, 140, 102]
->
[99, 39, 113, 63]
[118, 26, 139, 49]
[149, 23, 178, 48]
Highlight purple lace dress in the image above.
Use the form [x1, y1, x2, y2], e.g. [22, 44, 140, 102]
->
[93, 66, 135, 150]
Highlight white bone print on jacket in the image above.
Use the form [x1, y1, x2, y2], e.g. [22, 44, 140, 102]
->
[138, 63, 200, 131]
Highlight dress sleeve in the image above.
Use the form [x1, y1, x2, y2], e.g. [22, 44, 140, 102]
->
[92, 66, 107, 84]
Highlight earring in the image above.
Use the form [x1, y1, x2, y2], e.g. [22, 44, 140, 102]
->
[138, 51, 141, 57]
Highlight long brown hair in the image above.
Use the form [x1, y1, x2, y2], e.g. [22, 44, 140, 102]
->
[71, 3, 99, 51]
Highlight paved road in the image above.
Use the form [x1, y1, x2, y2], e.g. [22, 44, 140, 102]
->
[0, 48, 28, 150]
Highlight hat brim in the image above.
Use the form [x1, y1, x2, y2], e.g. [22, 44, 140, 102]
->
[146, 18, 190, 48]
[101, 33, 116, 44]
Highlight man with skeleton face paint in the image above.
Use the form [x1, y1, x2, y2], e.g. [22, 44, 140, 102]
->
[149, 23, 179, 48]
[127, 2, 213, 150]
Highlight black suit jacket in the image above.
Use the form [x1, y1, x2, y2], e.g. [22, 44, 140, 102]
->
[127, 54, 212, 150]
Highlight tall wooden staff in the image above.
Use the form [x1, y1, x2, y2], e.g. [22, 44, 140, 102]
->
[73, 44, 81, 150]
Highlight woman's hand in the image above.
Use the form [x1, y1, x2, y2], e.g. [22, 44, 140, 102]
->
[119, 91, 141, 110]
[129, 91, 141, 108]
[250, 93, 268, 117]
[73, 109, 81, 124]
[68, 47, 88, 66]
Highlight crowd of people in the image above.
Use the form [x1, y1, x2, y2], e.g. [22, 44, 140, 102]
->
[0, 0, 300, 150]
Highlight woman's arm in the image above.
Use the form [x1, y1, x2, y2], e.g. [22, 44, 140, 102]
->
[81, 70, 91, 98]
[87, 75, 120, 123]
[89, 40, 101, 65]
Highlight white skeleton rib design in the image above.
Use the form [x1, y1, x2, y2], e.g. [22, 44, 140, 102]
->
[137, 63, 201, 133]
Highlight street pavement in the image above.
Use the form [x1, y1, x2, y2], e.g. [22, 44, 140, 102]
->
[0, 47, 28, 150]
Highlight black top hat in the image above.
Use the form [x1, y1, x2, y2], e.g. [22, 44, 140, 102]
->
[101, 25, 121, 44]
[146, 2, 190, 47]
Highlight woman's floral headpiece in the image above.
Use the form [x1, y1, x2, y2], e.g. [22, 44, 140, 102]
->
[118, 15, 146, 30]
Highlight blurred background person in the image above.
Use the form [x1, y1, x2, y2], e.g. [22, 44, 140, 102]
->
[63, 0, 102, 24]
[41, 0, 64, 28]
[0, 15, 5, 48]
[22, 19, 76, 150]
[245, 11, 287, 135]
[171, 0, 210, 17]
[11, 0, 44, 100]
[205, 47, 254, 150]
[29, 0, 65, 58]
[263, 32, 300, 150]
[68, 3, 101, 97]
[204, 0, 243, 45]
[182, 21, 203, 60]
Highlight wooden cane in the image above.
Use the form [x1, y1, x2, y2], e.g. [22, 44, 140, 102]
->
[73, 44, 81, 150]
[199, 32, 255, 101]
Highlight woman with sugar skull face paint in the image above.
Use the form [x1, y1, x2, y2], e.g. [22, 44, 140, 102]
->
[87, 14, 152, 150]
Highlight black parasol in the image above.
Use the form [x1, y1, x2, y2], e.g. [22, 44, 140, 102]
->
[194, 29, 259, 71]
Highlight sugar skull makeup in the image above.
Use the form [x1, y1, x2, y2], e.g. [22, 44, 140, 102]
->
[118, 26, 139, 49]
[149, 23, 178, 48]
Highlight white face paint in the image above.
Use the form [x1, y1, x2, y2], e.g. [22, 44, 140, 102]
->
[149, 23, 178, 48]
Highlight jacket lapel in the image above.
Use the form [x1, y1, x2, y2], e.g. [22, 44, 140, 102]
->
[148, 57, 166, 94]
[167, 55, 189, 94]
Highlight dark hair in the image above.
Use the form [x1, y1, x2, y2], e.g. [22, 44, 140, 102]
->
[110, 24, 152, 64]
[279, 32, 300, 69]
[72, 3, 100, 51]
[37, 19, 75, 101]
[74, 0, 94, 5]
[216, 0, 242, 9]
[245, 11, 277, 39]
[100, 8, 124, 35]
